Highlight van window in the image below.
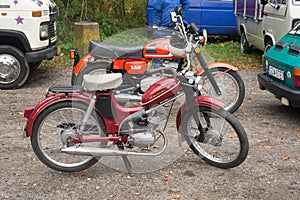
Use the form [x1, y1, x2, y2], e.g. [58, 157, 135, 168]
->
[294, 0, 300, 5]
[270, 0, 286, 5]
[288, 25, 300, 35]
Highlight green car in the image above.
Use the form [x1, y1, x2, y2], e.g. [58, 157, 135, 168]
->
[257, 24, 300, 107]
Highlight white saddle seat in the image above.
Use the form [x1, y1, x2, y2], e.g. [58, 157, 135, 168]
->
[83, 73, 123, 91]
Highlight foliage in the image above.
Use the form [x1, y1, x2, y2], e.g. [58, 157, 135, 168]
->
[55, 0, 147, 45]
[104, 27, 153, 44]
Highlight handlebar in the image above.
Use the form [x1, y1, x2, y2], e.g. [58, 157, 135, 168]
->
[170, 10, 207, 46]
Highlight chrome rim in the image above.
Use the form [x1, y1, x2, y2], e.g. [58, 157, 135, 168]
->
[37, 107, 101, 168]
[186, 111, 241, 164]
[0, 54, 21, 84]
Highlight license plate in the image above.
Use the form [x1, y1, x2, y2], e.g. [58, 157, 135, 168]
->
[268, 65, 284, 81]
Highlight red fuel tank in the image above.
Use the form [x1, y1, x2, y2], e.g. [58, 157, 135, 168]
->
[143, 38, 173, 59]
[142, 77, 181, 107]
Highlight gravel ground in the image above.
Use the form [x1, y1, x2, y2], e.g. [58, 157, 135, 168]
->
[0, 67, 299, 199]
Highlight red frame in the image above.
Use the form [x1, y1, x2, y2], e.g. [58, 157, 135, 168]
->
[24, 91, 143, 137]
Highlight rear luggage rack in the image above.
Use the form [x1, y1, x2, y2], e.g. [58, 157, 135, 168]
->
[48, 85, 84, 94]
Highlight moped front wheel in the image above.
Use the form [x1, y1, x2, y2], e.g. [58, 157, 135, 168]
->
[31, 101, 106, 172]
[182, 106, 248, 169]
[200, 68, 245, 113]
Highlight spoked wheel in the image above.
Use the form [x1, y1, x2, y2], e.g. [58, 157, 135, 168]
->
[182, 106, 248, 169]
[200, 68, 245, 113]
[31, 101, 106, 172]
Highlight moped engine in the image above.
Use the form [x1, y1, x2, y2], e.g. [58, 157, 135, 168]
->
[119, 106, 168, 149]
[127, 131, 156, 149]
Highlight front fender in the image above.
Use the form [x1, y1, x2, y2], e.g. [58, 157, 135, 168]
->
[24, 92, 92, 137]
[196, 62, 239, 75]
[176, 96, 226, 131]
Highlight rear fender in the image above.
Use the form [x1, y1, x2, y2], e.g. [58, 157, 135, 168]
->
[73, 54, 94, 76]
[176, 96, 226, 131]
[196, 62, 239, 75]
[24, 92, 92, 137]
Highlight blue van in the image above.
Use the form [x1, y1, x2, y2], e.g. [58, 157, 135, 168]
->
[146, 0, 237, 35]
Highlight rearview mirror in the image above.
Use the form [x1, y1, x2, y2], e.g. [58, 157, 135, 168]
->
[170, 12, 177, 23]
[202, 29, 208, 45]
[261, 0, 268, 5]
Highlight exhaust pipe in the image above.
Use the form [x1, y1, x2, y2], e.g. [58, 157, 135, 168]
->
[61, 146, 130, 156]
[61, 145, 166, 156]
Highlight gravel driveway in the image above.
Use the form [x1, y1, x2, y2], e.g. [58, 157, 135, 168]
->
[0, 67, 299, 199]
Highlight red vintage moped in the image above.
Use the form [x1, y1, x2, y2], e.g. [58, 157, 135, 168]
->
[23, 9, 248, 173]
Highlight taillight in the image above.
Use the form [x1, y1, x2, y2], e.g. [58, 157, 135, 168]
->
[294, 68, 300, 87]
[69, 49, 76, 59]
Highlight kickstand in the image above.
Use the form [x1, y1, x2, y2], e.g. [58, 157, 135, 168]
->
[121, 156, 132, 174]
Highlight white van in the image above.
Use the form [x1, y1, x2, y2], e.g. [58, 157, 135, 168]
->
[234, 0, 300, 53]
[0, 0, 59, 89]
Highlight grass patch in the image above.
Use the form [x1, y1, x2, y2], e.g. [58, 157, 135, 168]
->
[40, 55, 73, 70]
[204, 39, 262, 69]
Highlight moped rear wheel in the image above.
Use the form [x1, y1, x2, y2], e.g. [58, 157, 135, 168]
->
[73, 62, 108, 86]
[200, 68, 245, 113]
[31, 101, 106, 172]
[182, 106, 248, 169]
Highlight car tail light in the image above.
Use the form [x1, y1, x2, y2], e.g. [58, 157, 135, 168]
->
[294, 68, 300, 87]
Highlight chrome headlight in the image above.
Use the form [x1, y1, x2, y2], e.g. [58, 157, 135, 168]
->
[40, 23, 49, 40]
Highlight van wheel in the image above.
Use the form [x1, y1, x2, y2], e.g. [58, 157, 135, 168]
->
[264, 40, 273, 53]
[0, 45, 30, 89]
[240, 32, 251, 53]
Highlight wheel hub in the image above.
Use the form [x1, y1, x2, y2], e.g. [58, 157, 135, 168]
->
[203, 127, 223, 146]
[0, 54, 21, 84]
[60, 129, 77, 146]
